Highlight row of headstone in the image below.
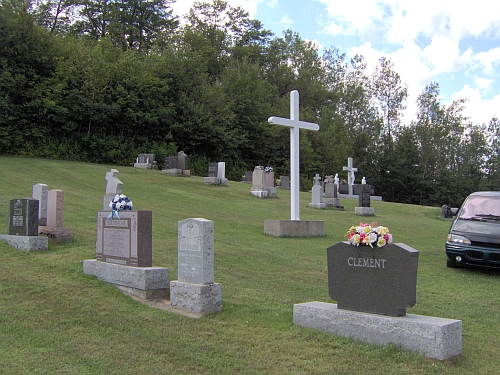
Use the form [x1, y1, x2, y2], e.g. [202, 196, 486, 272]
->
[250, 166, 276, 198]
[0, 183, 72, 250]
[204, 162, 228, 185]
[134, 154, 157, 170]
[83, 169, 221, 315]
[162, 151, 190, 176]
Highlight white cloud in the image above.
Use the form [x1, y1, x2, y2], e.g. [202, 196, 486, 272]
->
[451, 85, 500, 124]
[422, 35, 463, 75]
[279, 14, 293, 28]
[267, 0, 278, 8]
[170, 0, 262, 19]
[318, 0, 500, 42]
[471, 47, 500, 75]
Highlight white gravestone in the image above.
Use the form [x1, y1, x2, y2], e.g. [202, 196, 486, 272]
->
[170, 218, 222, 314]
[268, 90, 319, 220]
[103, 169, 123, 210]
[309, 174, 326, 209]
[342, 157, 358, 196]
[32, 183, 48, 226]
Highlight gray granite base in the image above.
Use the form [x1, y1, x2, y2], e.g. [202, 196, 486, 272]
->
[293, 302, 462, 361]
[170, 281, 222, 314]
[162, 168, 183, 176]
[0, 234, 48, 252]
[264, 220, 325, 237]
[204, 177, 228, 185]
[134, 163, 152, 169]
[355, 207, 375, 216]
[308, 202, 326, 209]
[38, 226, 72, 244]
[82, 259, 169, 300]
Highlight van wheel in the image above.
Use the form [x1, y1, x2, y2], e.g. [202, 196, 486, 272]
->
[447, 259, 458, 268]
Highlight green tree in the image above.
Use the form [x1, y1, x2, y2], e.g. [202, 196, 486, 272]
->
[0, 1, 59, 154]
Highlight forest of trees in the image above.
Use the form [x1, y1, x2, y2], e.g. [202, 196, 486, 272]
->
[1, 0, 500, 207]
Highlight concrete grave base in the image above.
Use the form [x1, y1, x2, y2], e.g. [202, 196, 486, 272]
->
[133, 162, 152, 169]
[204, 177, 228, 185]
[324, 198, 341, 207]
[82, 259, 169, 300]
[0, 234, 48, 252]
[264, 220, 325, 237]
[162, 168, 183, 176]
[38, 226, 72, 244]
[170, 281, 222, 314]
[293, 302, 462, 361]
[308, 202, 326, 209]
[355, 207, 375, 216]
[251, 190, 268, 198]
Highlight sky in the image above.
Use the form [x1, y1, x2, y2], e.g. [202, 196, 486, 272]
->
[171, 0, 500, 126]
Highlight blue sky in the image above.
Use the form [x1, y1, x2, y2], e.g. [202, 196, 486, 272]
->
[172, 0, 500, 126]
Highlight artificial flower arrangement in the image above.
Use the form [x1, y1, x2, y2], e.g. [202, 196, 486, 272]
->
[346, 222, 393, 248]
[264, 166, 273, 172]
[108, 194, 133, 219]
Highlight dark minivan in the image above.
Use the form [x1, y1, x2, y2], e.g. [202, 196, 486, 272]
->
[446, 191, 500, 268]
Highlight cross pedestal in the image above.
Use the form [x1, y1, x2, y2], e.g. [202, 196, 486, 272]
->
[265, 90, 324, 237]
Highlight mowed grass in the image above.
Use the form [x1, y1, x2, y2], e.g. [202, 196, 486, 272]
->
[1, 156, 500, 375]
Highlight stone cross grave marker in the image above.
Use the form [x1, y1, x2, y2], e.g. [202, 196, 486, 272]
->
[268, 90, 319, 220]
[342, 157, 357, 195]
[32, 183, 48, 226]
[103, 169, 122, 210]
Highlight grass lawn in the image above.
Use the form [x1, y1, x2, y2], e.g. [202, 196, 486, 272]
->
[1, 156, 500, 374]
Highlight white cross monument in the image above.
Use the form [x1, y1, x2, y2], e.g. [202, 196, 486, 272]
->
[342, 157, 357, 196]
[268, 90, 319, 220]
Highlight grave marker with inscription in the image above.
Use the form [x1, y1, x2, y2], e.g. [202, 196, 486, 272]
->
[170, 218, 222, 315]
[8, 198, 39, 236]
[96, 211, 152, 267]
[327, 242, 418, 316]
[355, 184, 374, 215]
[0, 198, 48, 252]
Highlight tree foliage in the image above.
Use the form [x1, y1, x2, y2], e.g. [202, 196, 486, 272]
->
[0, 0, 497, 206]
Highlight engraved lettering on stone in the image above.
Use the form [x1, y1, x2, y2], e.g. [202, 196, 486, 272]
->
[347, 257, 387, 268]
[103, 228, 130, 258]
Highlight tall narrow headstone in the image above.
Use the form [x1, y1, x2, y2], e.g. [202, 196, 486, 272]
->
[32, 183, 48, 226]
[170, 218, 222, 314]
[39, 189, 72, 243]
[47, 189, 64, 227]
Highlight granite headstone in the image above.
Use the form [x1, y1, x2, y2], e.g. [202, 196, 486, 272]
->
[327, 242, 419, 316]
[8, 198, 39, 236]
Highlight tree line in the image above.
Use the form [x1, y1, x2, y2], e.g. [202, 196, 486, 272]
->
[1, 0, 499, 207]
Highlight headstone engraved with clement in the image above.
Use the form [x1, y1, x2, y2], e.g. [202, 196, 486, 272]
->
[327, 242, 418, 316]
